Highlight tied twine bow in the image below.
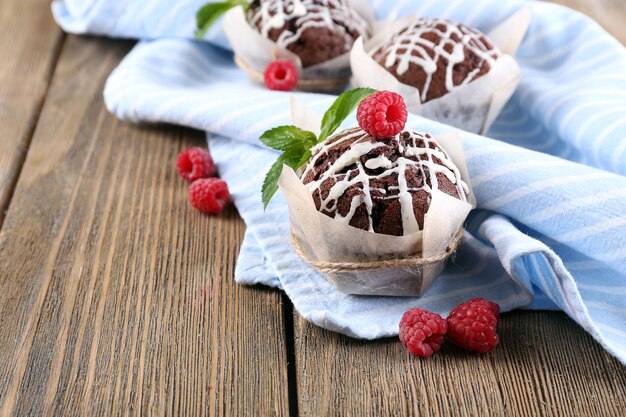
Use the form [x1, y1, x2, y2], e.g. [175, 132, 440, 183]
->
[290, 228, 464, 273]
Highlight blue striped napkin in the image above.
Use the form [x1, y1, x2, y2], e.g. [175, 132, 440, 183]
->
[54, 0, 626, 364]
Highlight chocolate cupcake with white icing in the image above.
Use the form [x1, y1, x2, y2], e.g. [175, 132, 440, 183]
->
[247, 0, 370, 68]
[301, 127, 469, 236]
[350, 12, 529, 134]
[372, 18, 500, 103]
[199, 0, 374, 92]
[261, 89, 475, 295]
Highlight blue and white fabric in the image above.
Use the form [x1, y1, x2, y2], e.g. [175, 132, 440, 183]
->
[53, 0, 626, 365]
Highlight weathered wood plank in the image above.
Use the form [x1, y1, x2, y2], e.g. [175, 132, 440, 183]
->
[0, 0, 64, 227]
[295, 311, 626, 417]
[0, 35, 289, 416]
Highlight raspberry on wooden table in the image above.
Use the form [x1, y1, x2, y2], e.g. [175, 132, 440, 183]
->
[264, 60, 299, 91]
[189, 178, 230, 214]
[399, 308, 448, 358]
[357, 90, 408, 138]
[447, 298, 500, 353]
[176, 147, 215, 182]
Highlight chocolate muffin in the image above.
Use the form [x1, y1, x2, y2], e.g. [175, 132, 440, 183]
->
[247, 0, 369, 68]
[372, 18, 500, 103]
[301, 127, 469, 236]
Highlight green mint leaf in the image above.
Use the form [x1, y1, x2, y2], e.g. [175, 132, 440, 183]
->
[261, 149, 310, 209]
[318, 87, 375, 143]
[195, 0, 248, 39]
[260, 126, 317, 152]
[261, 159, 284, 210]
[296, 149, 312, 168]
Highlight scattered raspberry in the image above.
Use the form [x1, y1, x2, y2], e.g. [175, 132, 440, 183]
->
[264, 60, 298, 91]
[357, 90, 408, 138]
[176, 147, 215, 183]
[447, 298, 500, 353]
[189, 178, 230, 214]
[399, 308, 448, 358]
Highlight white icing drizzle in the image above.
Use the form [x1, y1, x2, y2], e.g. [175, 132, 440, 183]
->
[248, 0, 369, 52]
[302, 128, 470, 235]
[364, 154, 393, 170]
[375, 18, 500, 102]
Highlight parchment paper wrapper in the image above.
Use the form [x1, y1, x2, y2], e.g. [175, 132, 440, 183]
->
[350, 8, 531, 134]
[277, 100, 476, 296]
[222, 0, 386, 92]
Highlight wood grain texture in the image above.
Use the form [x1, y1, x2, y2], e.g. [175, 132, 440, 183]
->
[0, 36, 288, 417]
[0, 0, 625, 416]
[0, 0, 64, 226]
[295, 311, 626, 417]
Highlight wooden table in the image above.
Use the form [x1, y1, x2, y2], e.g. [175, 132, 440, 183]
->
[0, 1, 625, 416]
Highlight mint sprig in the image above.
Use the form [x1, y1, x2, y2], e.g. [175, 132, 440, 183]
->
[260, 88, 375, 208]
[318, 87, 375, 143]
[260, 126, 316, 206]
[195, 0, 249, 39]
[260, 126, 317, 152]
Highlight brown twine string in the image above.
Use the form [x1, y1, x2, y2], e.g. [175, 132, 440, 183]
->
[234, 55, 349, 92]
[290, 229, 464, 273]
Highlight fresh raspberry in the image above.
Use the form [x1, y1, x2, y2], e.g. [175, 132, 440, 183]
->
[357, 90, 408, 138]
[447, 298, 500, 353]
[264, 60, 298, 91]
[189, 178, 230, 214]
[399, 308, 448, 358]
[176, 147, 215, 182]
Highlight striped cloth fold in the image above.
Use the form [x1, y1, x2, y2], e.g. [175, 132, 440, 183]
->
[55, 0, 626, 364]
